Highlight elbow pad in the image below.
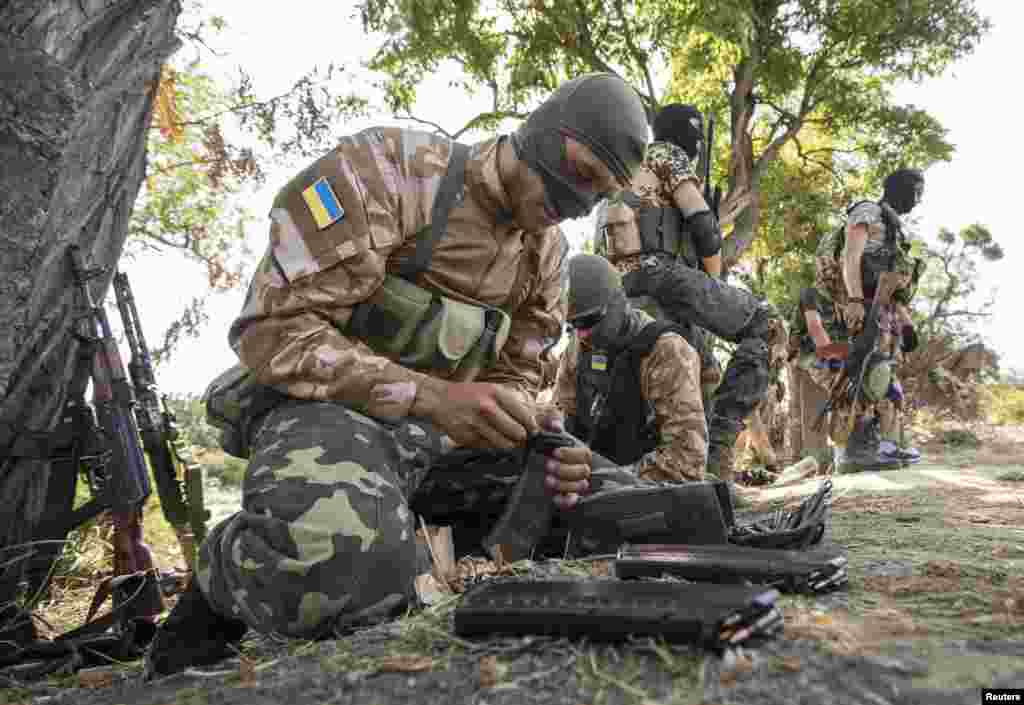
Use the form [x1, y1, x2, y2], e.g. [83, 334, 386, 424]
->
[685, 210, 722, 258]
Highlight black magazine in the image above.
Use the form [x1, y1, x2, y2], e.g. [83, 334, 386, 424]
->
[453, 578, 783, 648]
[614, 543, 848, 594]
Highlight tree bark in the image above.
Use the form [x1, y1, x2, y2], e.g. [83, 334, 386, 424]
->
[0, 0, 181, 592]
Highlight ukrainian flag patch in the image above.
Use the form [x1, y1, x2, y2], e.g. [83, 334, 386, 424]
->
[301, 177, 345, 230]
[591, 354, 607, 371]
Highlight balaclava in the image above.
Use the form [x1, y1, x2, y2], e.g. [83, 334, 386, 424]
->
[567, 254, 642, 353]
[511, 73, 648, 220]
[882, 168, 925, 215]
[652, 104, 705, 164]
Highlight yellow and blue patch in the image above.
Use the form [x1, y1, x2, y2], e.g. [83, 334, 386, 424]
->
[591, 354, 607, 371]
[301, 177, 345, 230]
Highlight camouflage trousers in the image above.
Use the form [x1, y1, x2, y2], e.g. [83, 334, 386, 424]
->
[195, 399, 449, 638]
[622, 257, 786, 458]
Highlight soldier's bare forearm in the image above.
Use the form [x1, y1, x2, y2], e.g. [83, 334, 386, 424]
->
[842, 224, 868, 299]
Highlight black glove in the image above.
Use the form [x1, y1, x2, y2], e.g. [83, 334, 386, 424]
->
[621, 270, 651, 298]
[900, 324, 919, 353]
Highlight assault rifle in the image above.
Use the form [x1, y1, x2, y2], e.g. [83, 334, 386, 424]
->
[113, 271, 208, 569]
[66, 245, 165, 620]
[702, 114, 722, 218]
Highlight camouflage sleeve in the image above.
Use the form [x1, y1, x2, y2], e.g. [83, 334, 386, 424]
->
[477, 228, 570, 400]
[633, 333, 708, 483]
[552, 334, 579, 418]
[643, 141, 700, 197]
[230, 128, 455, 421]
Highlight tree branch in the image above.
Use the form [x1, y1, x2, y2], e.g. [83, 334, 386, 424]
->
[395, 112, 455, 139]
[612, 0, 658, 108]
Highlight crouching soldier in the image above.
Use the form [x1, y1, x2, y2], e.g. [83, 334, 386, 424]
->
[554, 254, 708, 483]
[145, 73, 650, 676]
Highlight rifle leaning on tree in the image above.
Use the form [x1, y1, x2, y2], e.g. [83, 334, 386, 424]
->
[113, 270, 208, 569]
[0, 248, 205, 680]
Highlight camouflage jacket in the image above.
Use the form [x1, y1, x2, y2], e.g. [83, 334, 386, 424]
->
[553, 325, 708, 483]
[230, 128, 569, 421]
[600, 140, 700, 275]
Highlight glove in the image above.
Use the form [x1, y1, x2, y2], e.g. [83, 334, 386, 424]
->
[900, 324, 919, 353]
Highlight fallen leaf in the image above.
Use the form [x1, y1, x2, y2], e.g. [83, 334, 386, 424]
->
[479, 655, 500, 688]
[813, 614, 833, 626]
[779, 656, 802, 672]
[239, 655, 256, 687]
[925, 560, 962, 578]
[992, 544, 1011, 558]
[378, 655, 435, 673]
[78, 667, 114, 689]
[414, 572, 452, 604]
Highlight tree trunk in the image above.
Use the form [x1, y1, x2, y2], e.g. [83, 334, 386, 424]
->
[0, 0, 181, 598]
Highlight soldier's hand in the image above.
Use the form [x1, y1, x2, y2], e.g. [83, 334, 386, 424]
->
[441, 383, 538, 450]
[538, 414, 592, 509]
[844, 300, 866, 332]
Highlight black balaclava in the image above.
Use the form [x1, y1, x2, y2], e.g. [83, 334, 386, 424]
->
[511, 73, 648, 220]
[590, 289, 644, 354]
[882, 168, 925, 215]
[652, 104, 704, 163]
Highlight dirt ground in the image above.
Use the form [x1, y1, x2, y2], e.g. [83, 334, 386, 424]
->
[4, 425, 1024, 705]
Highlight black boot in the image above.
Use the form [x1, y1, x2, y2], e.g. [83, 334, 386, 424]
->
[145, 577, 247, 678]
[838, 416, 903, 473]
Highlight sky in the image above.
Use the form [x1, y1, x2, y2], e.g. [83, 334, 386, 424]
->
[122, 0, 1023, 395]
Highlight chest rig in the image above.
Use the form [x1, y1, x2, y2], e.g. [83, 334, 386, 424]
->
[602, 192, 699, 268]
[574, 320, 687, 465]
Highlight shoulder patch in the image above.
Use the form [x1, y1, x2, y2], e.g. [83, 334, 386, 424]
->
[301, 177, 345, 230]
[591, 354, 608, 371]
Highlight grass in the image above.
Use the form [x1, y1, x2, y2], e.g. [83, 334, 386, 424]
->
[774, 483, 1024, 655]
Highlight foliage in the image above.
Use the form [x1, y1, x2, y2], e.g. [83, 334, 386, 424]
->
[360, 0, 989, 266]
[164, 392, 221, 451]
[128, 6, 372, 358]
[984, 384, 1024, 426]
[913, 223, 1004, 343]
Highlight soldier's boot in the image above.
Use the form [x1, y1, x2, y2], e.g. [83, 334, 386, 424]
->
[837, 416, 905, 474]
[878, 439, 922, 464]
[145, 576, 247, 678]
[707, 416, 748, 507]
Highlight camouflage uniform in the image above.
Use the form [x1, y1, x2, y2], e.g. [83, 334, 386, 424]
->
[601, 140, 785, 476]
[197, 128, 569, 638]
[553, 313, 708, 483]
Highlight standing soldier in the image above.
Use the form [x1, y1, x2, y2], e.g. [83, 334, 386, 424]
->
[795, 168, 926, 470]
[554, 254, 708, 483]
[146, 73, 649, 676]
[594, 103, 785, 487]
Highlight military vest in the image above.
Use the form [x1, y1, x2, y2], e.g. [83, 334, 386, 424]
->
[821, 200, 924, 304]
[602, 192, 699, 268]
[574, 320, 688, 465]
